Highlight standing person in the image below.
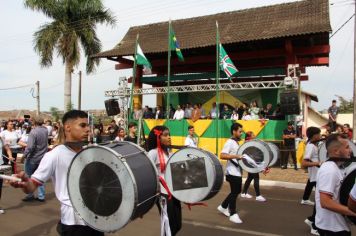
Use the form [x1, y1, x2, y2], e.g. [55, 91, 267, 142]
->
[249, 100, 260, 120]
[281, 121, 298, 170]
[241, 131, 266, 202]
[10, 110, 105, 236]
[185, 125, 198, 148]
[173, 105, 184, 120]
[301, 127, 321, 235]
[342, 124, 353, 140]
[328, 100, 339, 132]
[147, 125, 182, 236]
[45, 120, 53, 145]
[315, 134, 356, 235]
[97, 119, 104, 134]
[108, 120, 119, 140]
[0, 140, 12, 214]
[0, 120, 21, 173]
[124, 122, 137, 144]
[209, 102, 217, 119]
[114, 127, 125, 142]
[230, 110, 239, 120]
[221, 105, 232, 120]
[191, 104, 201, 123]
[22, 116, 48, 202]
[217, 123, 244, 224]
[155, 105, 165, 119]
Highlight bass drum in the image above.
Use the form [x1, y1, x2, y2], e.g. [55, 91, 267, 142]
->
[164, 147, 223, 204]
[339, 163, 356, 224]
[319, 140, 356, 163]
[67, 141, 159, 233]
[237, 140, 272, 173]
[266, 142, 280, 167]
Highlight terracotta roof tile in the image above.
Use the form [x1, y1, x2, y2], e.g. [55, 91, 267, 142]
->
[95, 0, 331, 58]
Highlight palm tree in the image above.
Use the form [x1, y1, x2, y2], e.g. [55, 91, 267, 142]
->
[25, 0, 116, 111]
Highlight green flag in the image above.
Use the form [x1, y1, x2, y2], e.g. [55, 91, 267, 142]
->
[170, 27, 184, 61]
[219, 44, 238, 78]
[136, 43, 152, 69]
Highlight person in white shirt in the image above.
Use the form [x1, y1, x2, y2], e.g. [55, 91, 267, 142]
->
[147, 125, 181, 236]
[315, 134, 356, 236]
[348, 183, 356, 213]
[184, 125, 198, 148]
[230, 110, 239, 120]
[301, 127, 321, 235]
[217, 123, 244, 224]
[114, 127, 125, 142]
[173, 105, 184, 120]
[0, 120, 21, 172]
[10, 110, 104, 236]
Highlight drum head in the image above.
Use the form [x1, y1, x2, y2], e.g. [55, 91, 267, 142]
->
[339, 163, 356, 224]
[266, 142, 280, 167]
[165, 147, 223, 203]
[67, 145, 136, 232]
[237, 140, 271, 173]
[319, 140, 356, 163]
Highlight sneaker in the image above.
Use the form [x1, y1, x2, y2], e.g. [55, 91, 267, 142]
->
[256, 195, 266, 202]
[241, 193, 252, 199]
[229, 213, 243, 224]
[217, 205, 230, 217]
[0, 208, 4, 214]
[311, 228, 319, 236]
[22, 196, 35, 202]
[304, 218, 313, 227]
[35, 198, 45, 202]
[301, 200, 315, 206]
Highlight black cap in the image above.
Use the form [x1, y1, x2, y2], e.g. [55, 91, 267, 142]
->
[288, 121, 294, 126]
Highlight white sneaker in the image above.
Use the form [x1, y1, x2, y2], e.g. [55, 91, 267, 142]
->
[256, 195, 266, 202]
[217, 205, 230, 217]
[301, 200, 315, 206]
[304, 218, 313, 227]
[0, 209, 4, 214]
[311, 228, 319, 236]
[229, 213, 243, 224]
[241, 193, 252, 199]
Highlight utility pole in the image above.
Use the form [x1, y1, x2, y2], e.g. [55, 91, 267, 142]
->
[353, 0, 356, 142]
[36, 81, 40, 116]
[78, 70, 82, 110]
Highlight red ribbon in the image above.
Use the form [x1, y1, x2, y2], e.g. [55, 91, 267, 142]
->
[262, 167, 270, 176]
[13, 161, 17, 174]
[259, 119, 266, 126]
[185, 202, 208, 211]
[154, 129, 166, 173]
[159, 176, 172, 200]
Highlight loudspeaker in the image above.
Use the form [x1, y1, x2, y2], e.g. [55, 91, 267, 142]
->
[280, 90, 300, 115]
[105, 99, 120, 116]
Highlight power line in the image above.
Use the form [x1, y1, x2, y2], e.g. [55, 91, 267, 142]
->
[330, 13, 355, 38]
[0, 83, 34, 91]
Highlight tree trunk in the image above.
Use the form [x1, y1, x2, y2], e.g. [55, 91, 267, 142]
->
[64, 61, 73, 112]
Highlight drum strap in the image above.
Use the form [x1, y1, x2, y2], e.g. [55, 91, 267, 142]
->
[154, 129, 166, 173]
[229, 138, 242, 171]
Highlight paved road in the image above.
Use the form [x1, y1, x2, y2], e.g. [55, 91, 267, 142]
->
[1, 181, 355, 236]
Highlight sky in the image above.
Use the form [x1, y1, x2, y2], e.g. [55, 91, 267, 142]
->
[0, 0, 354, 112]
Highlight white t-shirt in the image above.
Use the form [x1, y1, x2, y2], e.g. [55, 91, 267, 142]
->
[32, 145, 86, 226]
[315, 161, 349, 232]
[303, 143, 319, 182]
[185, 135, 197, 148]
[0, 130, 21, 148]
[173, 110, 184, 120]
[114, 137, 124, 142]
[350, 184, 356, 201]
[221, 139, 241, 177]
[148, 148, 171, 194]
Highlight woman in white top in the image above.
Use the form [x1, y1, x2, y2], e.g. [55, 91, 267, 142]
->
[0, 121, 21, 172]
[147, 125, 182, 236]
[114, 127, 125, 142]
[230, 110, 239, 120]
[248, 100, 260, 120]
[301, 127, 321, 235]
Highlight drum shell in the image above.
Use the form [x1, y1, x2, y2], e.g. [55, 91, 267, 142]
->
[0, 165, 12, 175]
[165, 147, 223, 203]
[237, 140, 272, 173]
[339, 163, 356, 224]
[67, 142, 158, 232]
[266, 142, 280, 167]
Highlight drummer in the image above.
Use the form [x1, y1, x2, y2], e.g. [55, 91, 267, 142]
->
[315, 133, 356, 235]
[147, 125, 182, 236]
[9, 110, 104, 236]
[0, 141, 12, 214]
[217, 123, 244, 224]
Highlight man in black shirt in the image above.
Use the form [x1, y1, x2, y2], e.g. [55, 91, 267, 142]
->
[124, 122, 138, 144]
[281, 121, 297, 170]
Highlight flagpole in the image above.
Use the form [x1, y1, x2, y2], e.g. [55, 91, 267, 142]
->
[129, 34, 139, 126]
[215, 21, 220, 156]
[166, 20, 172, 119]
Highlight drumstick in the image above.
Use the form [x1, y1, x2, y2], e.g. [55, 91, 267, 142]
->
[2, 154, 15, 162]
[0, 174, 21, 182]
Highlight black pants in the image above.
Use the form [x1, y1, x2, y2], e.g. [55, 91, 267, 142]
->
[318, 229, 351, 236]
[329, 121, 337, 132]
[302, 179, 316, 200]
[281, 148, 297, 169]
[221, 175, 242, 215]
[57, 222, 104, 236]
[156, 195, 182, 236]
[3, 151, 18, 173]
[242, 173, 260, 196]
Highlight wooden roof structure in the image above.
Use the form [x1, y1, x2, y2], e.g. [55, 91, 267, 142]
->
[95, 0, 331, 84]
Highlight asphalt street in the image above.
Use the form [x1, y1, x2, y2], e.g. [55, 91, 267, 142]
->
[1, 181, 355, 236]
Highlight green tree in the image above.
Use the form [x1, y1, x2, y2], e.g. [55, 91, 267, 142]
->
[25, 0, 116, 111]
[49, 106, 60, 122]
[335, 95, 353, 113]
